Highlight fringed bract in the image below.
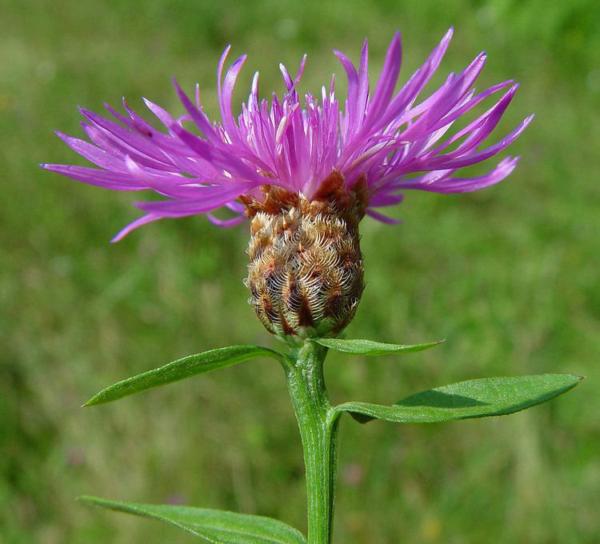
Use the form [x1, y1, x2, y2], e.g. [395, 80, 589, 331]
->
[244, 172, 367, 338]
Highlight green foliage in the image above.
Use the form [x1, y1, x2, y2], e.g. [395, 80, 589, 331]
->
[84, 346, 284, 406]
[335, 374, 582, 424]
[315, 338, 443, 356]
[79, 496, 306, 543]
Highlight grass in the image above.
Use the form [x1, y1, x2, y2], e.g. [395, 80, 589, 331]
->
[2, 0, 599, 542]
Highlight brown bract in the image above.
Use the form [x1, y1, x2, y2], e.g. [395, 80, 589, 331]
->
[243, 172, 368, 338]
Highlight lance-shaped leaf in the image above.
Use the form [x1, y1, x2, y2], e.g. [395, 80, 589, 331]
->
[334, 374, 582, 424]
[79, 496, 306, 544]
[84, 345, 284, 407]
[314, 337, 443, 356]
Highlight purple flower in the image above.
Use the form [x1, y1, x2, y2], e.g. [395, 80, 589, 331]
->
[43, 28, 532, 241]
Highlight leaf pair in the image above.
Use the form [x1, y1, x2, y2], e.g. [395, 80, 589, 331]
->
[83, 338, 441, 407]
[315, 338, 581, 424]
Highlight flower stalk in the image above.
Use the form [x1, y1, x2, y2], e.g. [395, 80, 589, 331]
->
[286, 341, 339, 544]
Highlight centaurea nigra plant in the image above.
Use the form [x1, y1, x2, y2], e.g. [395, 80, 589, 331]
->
[44, 29, 580, 544]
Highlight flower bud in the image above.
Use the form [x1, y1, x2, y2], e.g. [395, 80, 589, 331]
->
[244, 172, 367, 338]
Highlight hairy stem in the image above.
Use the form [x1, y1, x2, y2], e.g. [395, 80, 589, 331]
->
[286, 340, 339, 544]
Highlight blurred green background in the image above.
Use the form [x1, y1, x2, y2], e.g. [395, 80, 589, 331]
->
[2, 0, 599, 542]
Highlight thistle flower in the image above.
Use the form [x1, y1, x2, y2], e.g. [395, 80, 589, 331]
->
[43, 28, 531, 338]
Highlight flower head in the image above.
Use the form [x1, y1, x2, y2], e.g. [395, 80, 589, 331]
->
[43, 28, 531, 241]
[44, 29, 531, 337]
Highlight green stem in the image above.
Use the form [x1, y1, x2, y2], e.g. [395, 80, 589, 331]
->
[286, 340, 339, 544]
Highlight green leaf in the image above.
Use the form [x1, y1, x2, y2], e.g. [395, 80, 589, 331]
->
[314, 337, 443, 356]
[79, 496, 306, 544]
[335, 374, 582, 424]
[84, 346, 284, 407]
